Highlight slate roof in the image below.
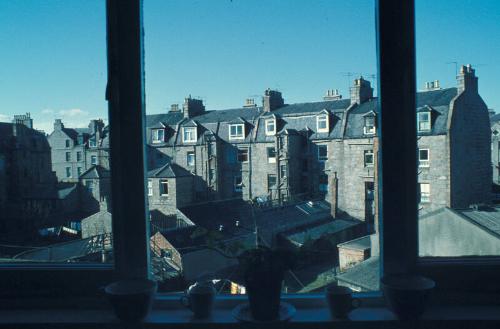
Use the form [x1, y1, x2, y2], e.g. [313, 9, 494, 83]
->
[80, 165, 111, 179]
[148, 162, 192, 178]
[283, 219, 360, 246]
[144, 87, 458, 145]
[335, 256, 380, 292]
[456, 206, 500, 238]
[491, 113, 500, 124]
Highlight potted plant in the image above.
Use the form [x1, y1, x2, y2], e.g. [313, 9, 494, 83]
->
[238, 245, 296, 321]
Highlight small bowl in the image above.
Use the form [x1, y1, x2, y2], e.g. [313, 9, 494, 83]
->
[105, 279, 157, 322]
[381, 274, 435, 319]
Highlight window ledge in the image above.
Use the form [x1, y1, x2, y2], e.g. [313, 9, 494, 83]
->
[1, 305, 500, 328]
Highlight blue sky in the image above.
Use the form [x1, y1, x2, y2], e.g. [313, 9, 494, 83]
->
[0, 0, 499, 133]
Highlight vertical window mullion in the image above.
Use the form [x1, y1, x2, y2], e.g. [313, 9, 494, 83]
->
[376, 0, 418, 274]
[107, 0, 150, 279]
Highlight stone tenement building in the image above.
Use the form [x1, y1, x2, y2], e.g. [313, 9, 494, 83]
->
[0, 114, 58, 233]
[47, 119, 109, 183]
[144, 64, 490, 225]
[49, 64, 491, 227]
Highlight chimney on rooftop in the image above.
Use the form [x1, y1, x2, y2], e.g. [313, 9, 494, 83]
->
[424, 80, 441, 91]
[350, 77, 373, 105]
[263, 89, 284, 112]
[243, 98, 257, 108]
[457, 64, 478, 94]
[13, 113, 33, 129]
[183, 96, 205, 118]
[170, 104, 180, 112]
[54, 119, 64, 131]
[323, 89, 342, 101]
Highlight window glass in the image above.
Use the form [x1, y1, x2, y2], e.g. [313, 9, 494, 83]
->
[416, 0, 500, 258]
[317, 144, 328, 161]
[144, 0, 378, 293]
[237, 148, 249, 163]
[186, 151, 195, 166]
[183, 127, 197, 143]
[364, 116, 375, 134]
[0, 1, 112, 265]
[267, 146, 276, 163]
[160, 180, 169, 196]
[364, 150, 374, 167]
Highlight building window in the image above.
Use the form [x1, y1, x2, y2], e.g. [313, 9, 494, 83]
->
[89, 137, 97, 148]
[148, 180, 153, 196]
[152, 129, 165, 143]
[76, 151, 82, 162]
[187, 151, 195, 166]
[316, 114, 329, 133]
[419, 149, 430, 167]
[65, 139, 70, 148]
[280, 164, 288, 178]
[265, 119, 276, 136]
[209, 169, 215, 182]
[77, 167, 82, 177]
[160, 179, 169, 196]
[237, 148, 249, 163]
[319, 174, 328, 192]
[364, 150, 374, 167]
[183, 127, 197, 143]
[85, 180, 94, 193]
[364, 116, 376, 135]
[418, 112, 431, 132]
[65, 167, 71, 178]
[229, 124, 245, 140]
[65, 152, 71, 162]
[317, 144, 328, 161]
[419, 183, 430, 203]
[267, 174, 277, 190]
[91, 155, 97, 165]
[267, 147, 276, 163]
[234, 176, 243, 192]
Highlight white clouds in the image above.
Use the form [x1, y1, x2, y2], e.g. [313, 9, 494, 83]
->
[34, 107, 93, 133]
[58, 108, 89, 117]
[0, 114, 11, 122]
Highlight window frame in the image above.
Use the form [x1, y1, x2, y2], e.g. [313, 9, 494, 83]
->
[2, 0, 498, 308]
[418, 111, 431, 132]
[419, 148, 430, 167]
[182, 127, 197, 143]
[237, 148, 249, 163]
[229, 123, 245, 140]
[364, 149, 374, 167]
[151, 128, 165, 144]
[159, 179, 169, 197]
[316, 114, 329, 133]
[364, 116, 376, 135]
[317, 144, 328, 161]
[265, 119, 276, 136]
[267, 146, 276, 163]
[90, 155, 97, 165]
[147, 179, 153, 196]
[186, 151, 195, 167]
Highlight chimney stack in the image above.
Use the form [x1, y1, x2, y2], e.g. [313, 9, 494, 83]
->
[263, 89, 284, 112]
[13, 113, 33, 129]
[243, 98, 257, 108]
[183, 96, 205, 118]
[424, 80, 441, 91]
[323, 89, 342, 101]
[350, 77, 373, 105]
[170, 104, 180, 112]
[457, 64, 478, 94]
[54, 119, 64, 131]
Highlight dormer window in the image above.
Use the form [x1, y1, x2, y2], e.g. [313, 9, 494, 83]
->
[363, 116, 375, 135]
[265, 119, 276, 136]
[229, 124, 245, 140]
[418, 112, 431, 132]
[183, 127, 197, 143]
[152, 129, 165, 143]
[89, 137, 97, 148]
[317, 114, 329, 133]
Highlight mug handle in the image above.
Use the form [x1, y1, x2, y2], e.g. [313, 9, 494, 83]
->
[351, 298, 362, 310]
[180, 295, 191, 309]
